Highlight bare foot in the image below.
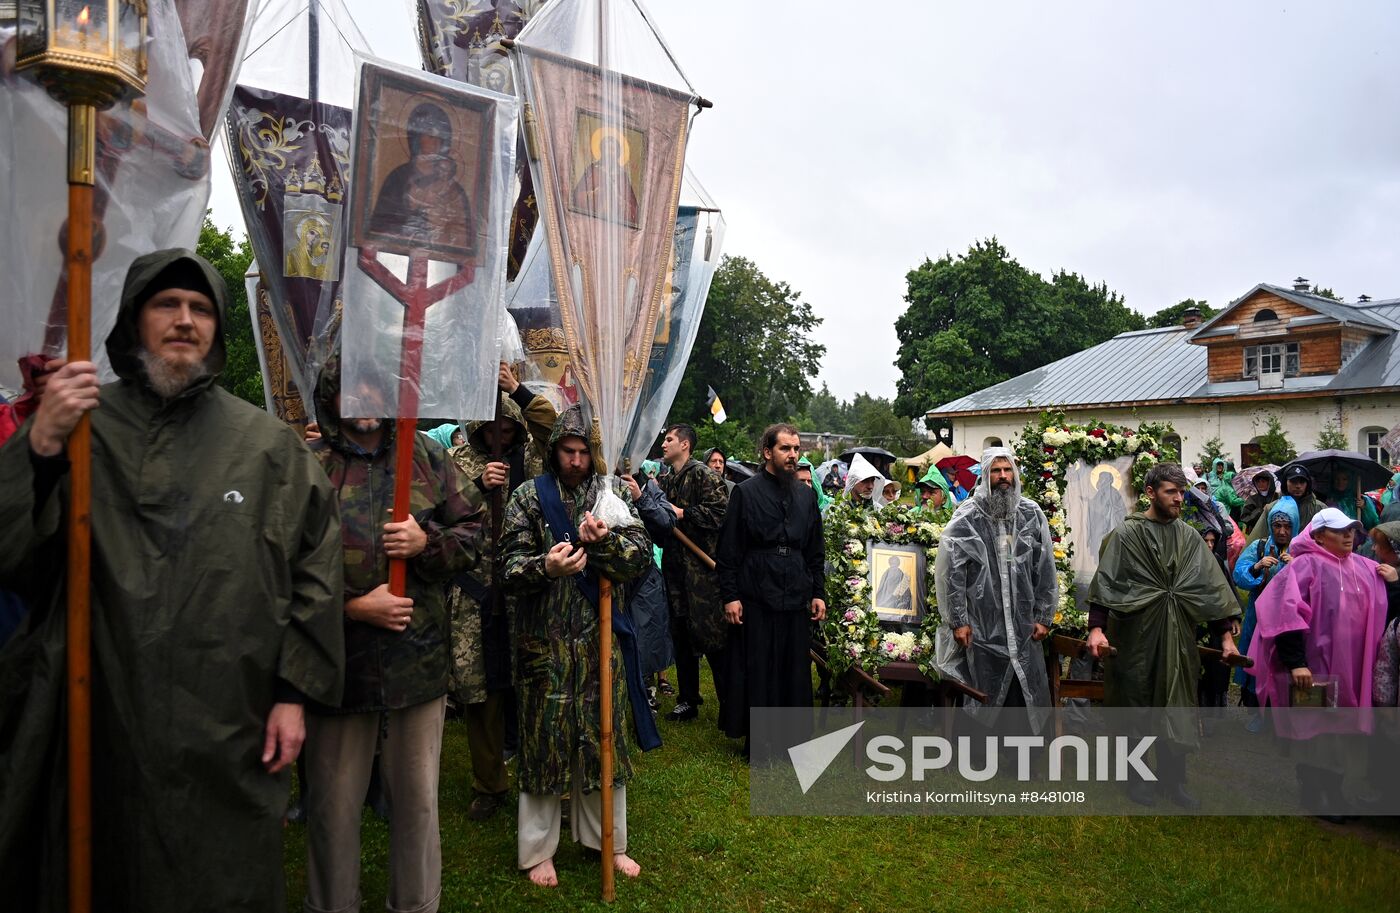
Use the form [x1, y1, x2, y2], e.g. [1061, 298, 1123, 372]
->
[527, 858, 558, 887]
[614, 853, 641, 878]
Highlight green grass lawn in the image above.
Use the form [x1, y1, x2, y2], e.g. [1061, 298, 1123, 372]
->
[284, 671, 1400, 912]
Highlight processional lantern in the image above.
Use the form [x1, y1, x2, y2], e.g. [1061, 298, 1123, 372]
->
[8, 4, 147, 913]
[14, 0, 148, 107]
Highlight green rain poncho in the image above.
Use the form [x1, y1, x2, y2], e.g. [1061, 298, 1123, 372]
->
[1088, 513, 1240, 713]
[914, 465, 955, 517]
[424, 422, 461, 450]
[799, 456, 833, 512]
[0, 249, 345, 912]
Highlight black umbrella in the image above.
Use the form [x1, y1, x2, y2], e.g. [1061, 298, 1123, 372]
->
[725, 459, 755, 481]
[839, 446, 897, 477]
[1283, 450, 1392, 493]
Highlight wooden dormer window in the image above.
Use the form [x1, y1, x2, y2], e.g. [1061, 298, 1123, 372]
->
[1243, 342, 1299, 379]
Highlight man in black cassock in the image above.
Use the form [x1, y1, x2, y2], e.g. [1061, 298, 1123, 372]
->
[715, 423, 825, 749]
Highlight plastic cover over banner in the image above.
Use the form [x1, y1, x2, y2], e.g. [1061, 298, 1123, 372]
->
[417, 0, 551, 280]
[337, 54, 519, 422]
[225, 0, 368, 415]
[510, 0, 702, 473]
[174, 0, 259, 140]
[622, 172, 725, 468]
[0, 0, 210, 390]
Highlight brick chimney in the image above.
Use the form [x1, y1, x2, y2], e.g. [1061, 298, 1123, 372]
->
[1182, 306, 1202, 329]
[1293, 276, 1311, 292]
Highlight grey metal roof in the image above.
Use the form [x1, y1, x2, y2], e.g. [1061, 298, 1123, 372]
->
[1190, 283, 1398, 339]
[928, 301, 1400, 417]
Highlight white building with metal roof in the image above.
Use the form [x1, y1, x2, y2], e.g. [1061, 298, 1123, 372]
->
[925, 281, 1400, 467]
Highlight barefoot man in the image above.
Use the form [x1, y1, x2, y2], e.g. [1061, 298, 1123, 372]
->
[499, 405, 653, 886]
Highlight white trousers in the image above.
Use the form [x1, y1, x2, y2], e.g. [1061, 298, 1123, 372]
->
[517, 759, 628, 869]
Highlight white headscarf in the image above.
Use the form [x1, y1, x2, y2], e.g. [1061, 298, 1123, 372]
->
[874, 479, 902, 509]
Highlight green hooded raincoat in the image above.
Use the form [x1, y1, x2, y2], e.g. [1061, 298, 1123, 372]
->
[0, 248, 345, 912]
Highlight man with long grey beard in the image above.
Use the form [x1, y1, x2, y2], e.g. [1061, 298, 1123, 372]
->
[0, 248, 345, 912]
[934, 447, 1058, 712]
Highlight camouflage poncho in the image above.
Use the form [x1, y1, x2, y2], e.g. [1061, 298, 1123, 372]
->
[445, 387, 555, 704]
[499, 406, 651, 795]
[658, 458, 729, 654]
[310, 358, 485, 713]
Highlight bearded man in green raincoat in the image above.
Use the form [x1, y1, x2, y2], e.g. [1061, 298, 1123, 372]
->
[1087, 462, 1240, 808]
[499, 405, 654, 887]
[0, 249, 345, 912]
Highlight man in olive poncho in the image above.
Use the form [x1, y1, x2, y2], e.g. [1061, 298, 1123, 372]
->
[499, 405, 653, 887]
[0, 249, 345, 912]
[1087, 462, 1240, 808]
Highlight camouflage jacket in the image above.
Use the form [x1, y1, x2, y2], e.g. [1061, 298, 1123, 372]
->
[444, 387, 554, 704]
[498, 407, 651, 794]
[311, 366, 485, 713]
[658, 458, 729, 653]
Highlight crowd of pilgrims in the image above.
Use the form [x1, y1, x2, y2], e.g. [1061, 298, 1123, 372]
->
[3, 249, 1400, 910]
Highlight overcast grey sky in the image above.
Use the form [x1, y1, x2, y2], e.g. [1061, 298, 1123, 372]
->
[210, 1, 1400, 404]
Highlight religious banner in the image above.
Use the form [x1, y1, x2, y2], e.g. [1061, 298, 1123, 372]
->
[244, 265, 309, 429]
[338, 56, 519, 422]
[0, 0, 209, 390]
[621, 188, 726, 467]
[228, 87, 351, 389]
[224, 0, 368, 413]
[417, 0, 551, 279]
[511, 3, 700, 471]
[1063, 456, 1136, 605]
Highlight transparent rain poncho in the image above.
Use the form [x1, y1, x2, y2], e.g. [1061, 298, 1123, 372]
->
[934, 447, 1060, 708]
[336, 53, 519, 422]
[0, 0, 211, 390]
[224, 0, 369, 415]
[509, 0, 704, 477]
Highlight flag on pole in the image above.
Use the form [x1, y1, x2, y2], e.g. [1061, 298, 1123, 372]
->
[708, 386, 727, 424]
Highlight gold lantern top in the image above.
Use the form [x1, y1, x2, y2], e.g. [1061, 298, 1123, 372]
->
[11, 0, 147, 108]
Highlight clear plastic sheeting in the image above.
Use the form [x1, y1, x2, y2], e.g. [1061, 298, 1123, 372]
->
[224, 0, 370, 416]
[416, 0, 550, 93]
[505, 229, 575, 412]
[173, 0, 260, 140]
[0, 0, 209, 391]
[934, 447, 1060, 713]
[338, 54, 519, 422]
[511, 0, 702, 474]
[621, 169, 725, 469]
[417, 0, 551, 282]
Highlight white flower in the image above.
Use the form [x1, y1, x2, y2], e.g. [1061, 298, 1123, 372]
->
[1126, 438, 1141, 453]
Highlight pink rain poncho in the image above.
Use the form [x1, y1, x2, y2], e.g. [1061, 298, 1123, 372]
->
[1250, 527, 1387, 738]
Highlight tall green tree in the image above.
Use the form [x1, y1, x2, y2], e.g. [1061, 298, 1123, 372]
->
[674, 255, 825, 434]
[893, 238, 1144, 422]
[196, 215, 260, 406]
[794, 383, 850, 434]
[1148, 298, 1219, 329]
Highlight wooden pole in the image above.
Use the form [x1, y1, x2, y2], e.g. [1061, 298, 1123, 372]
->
[66, 101, 97, 913]
[671, 527, 714, 571]
[354, 250, 473, 597]
[599, 575, 616, 901]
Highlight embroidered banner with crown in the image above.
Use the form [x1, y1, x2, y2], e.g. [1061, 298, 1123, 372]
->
[226, 86, 353, 406]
